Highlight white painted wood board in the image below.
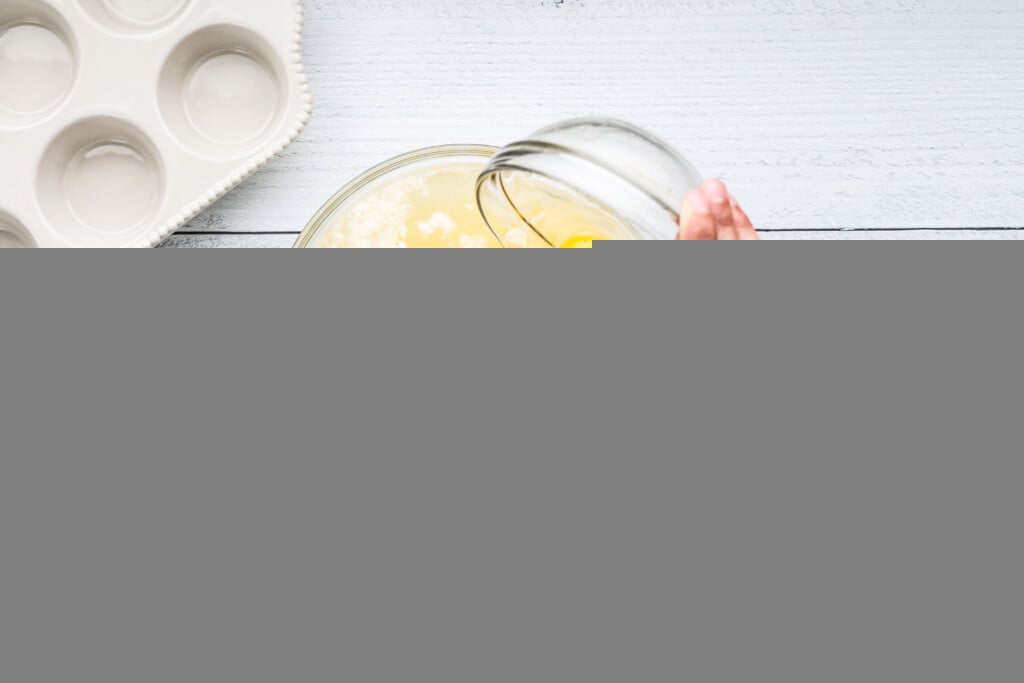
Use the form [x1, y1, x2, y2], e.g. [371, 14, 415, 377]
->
[164, 0, 1024, 246]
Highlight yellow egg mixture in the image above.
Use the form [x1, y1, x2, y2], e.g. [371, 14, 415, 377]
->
[316, 162, 621, 249]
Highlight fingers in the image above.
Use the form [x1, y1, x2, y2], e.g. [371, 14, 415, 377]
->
[730, 194, 759, 241]
[678, 190, 716, 240]
[701, 179, 738, 240]
[677, 180, 758, 241]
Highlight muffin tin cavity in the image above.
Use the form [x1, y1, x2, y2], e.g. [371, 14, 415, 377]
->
[159, 25, 286, 156]
[0, 211, 36, 248]
[38, 117, 165, 246]
[79, 0, 192, 34]
[0, 1, 77, 128]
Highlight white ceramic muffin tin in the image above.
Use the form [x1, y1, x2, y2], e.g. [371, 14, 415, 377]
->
[0, 0, 311, 247]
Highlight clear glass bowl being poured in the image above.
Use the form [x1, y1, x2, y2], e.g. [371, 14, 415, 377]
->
[476, 118, 703, 246]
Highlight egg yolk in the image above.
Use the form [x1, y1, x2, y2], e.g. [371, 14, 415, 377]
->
[558, 235, 608, 249]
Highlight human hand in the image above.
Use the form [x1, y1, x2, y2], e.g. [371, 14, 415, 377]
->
[677, 179, 758, 240]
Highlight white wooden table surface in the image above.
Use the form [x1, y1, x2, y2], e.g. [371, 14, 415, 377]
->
[161, 0, 1024, 247]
